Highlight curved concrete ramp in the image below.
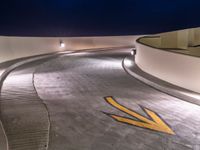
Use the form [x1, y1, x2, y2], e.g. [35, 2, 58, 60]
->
[33, 49, 200, 150]
[1, 49, 200, 149]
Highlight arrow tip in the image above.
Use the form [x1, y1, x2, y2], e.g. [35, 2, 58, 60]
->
[143, 108, 176, 135]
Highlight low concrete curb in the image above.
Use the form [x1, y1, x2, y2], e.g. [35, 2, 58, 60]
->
[123, 56, 200, 106]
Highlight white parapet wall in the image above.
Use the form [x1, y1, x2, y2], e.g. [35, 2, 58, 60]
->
[0, 36, 138, 63]
[135, 38, 200, 93]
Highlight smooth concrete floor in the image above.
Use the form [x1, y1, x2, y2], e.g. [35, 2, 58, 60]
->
[1, 49, 200, 150]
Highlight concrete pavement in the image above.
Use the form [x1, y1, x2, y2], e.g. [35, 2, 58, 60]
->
[34, 49, 200, 149]
[0, 49, 200, 149]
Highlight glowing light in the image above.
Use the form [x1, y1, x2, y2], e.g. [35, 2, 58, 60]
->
[131, 51, 134, 55]
[60, 41, 65, 48]
[131, 48, 136, 56]
[124, 59, 133, 67]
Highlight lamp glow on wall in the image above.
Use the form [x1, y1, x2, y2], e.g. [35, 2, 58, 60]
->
[60, 40, 65, 48]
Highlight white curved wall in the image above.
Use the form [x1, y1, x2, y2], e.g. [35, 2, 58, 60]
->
[0, 36, 138, 63]
[135, 41, 200, 93]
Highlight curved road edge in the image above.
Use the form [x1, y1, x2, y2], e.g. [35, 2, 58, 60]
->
[122, 56, 200, 106]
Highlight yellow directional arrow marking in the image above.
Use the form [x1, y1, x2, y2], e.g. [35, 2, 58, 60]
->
[105, 96, 175, 135]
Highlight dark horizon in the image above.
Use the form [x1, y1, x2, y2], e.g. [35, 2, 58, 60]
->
[0, 0, 199, 37]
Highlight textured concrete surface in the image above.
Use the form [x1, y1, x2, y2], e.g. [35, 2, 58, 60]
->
[0, 61, 51, 150]
[1, 49, 200, 149]
[0, 57, 37, 150]
[34, 49, 200, 149]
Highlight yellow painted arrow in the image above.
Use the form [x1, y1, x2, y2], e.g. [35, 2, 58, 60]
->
[105, 96, 175, 135]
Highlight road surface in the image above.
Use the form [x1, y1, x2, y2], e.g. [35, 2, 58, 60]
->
[1, 48, 200, 150]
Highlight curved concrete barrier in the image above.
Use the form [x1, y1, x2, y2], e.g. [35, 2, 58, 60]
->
[135, 37, 200, 93]
[0, 36, 137, 63]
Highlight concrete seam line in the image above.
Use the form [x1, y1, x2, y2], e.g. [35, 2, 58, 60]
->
[122, 56, 200, 106]
[0, 47, 127, 150]
[32, 72, 50, 150]
[30, 54, 65, 150]
[30, 47, 130, 149]
[0, 120, 8, 150]
[0, 54, 58, 150]
[0, 51, 74, 149]
[0, 54, 56, 150]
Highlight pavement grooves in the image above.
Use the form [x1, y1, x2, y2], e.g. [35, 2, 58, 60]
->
[0, 64, 50, 150]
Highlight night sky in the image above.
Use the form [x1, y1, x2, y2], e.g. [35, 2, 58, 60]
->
[0, 0, 200, 36]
